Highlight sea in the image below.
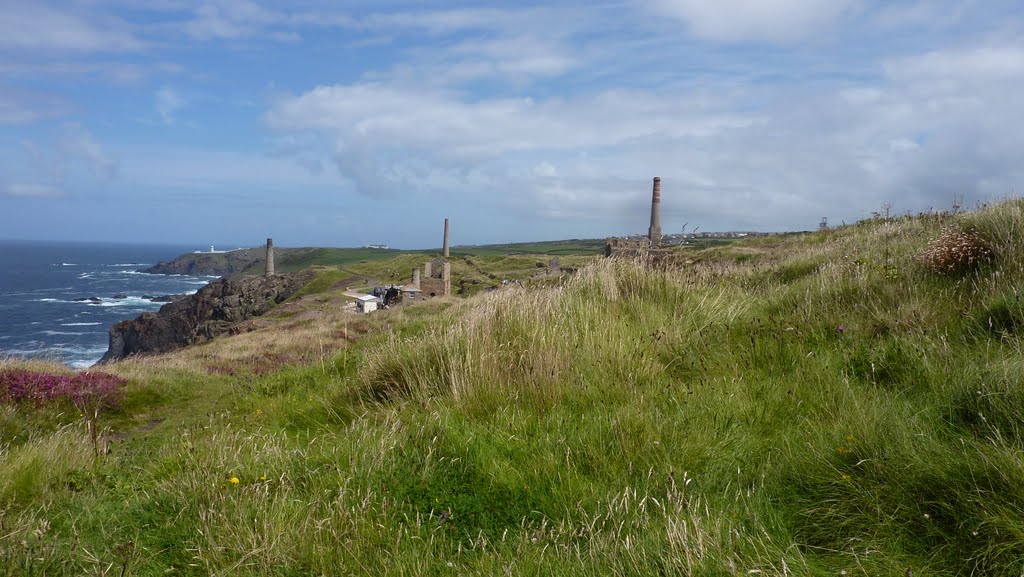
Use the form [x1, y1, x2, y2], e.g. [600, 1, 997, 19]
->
[0, 240, 220, 368]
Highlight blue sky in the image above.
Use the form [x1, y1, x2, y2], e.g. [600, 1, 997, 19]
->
[1, 0, 1022, 248]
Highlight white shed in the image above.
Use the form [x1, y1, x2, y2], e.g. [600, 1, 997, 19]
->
[356, 294, 381, 313]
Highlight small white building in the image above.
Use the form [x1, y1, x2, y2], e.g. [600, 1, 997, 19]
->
[356, 294, 381, 314]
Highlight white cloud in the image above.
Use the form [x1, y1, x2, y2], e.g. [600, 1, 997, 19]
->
[884, 47, 1024, 83]
[155, 87, 187, 124]
[354, 6, 594, 88]
[889, 138, 919, 152]
[0, 3, 141, 52]
[117, 146, 338, 196]
[645, 0, 855, 43]
[0, 59, 185, 86]
[60, 123, 118, 179]
[426, 34, 578, 83]
[0, 183, 63, 197]
[1, 126, 116, 202]
[360, 8, 518, 35]
[183, 0, 355, 41]
[265, 81, 758, 213]
[0, 86, 69, 124]
[186, 0, 278, 40]
[268, 84, 753, 157]
[264, 27, 1024, 233]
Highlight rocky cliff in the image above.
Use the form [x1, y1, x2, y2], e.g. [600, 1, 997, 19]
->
[100, 271, 315, 363]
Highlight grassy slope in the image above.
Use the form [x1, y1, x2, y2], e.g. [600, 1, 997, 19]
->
[4, 203, 1024, 575]
[238, 240, 604, 275]
[238, 241, 602, 297]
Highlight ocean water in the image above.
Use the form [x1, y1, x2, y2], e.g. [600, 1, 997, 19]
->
[0, 240, 219, 368]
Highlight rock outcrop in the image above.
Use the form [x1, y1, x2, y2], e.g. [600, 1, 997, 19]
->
[141, 248, 266, 276]
[99, 271, 314, 363]
[141, 247, 314, 277]
[143, 294, 189, 303]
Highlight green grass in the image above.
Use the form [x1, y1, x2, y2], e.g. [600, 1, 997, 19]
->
[242, 247, 403, 275]
[241, 239, 602, 277]
[5, 201, 1024, 575]
[283, 267, 355, 301]
[449, 238, 606, 256]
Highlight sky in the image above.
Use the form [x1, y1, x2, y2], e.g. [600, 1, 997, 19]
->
[1, 0, 1022, 249]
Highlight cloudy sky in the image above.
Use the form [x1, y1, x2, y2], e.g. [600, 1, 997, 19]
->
[1, 1, 1022, 248]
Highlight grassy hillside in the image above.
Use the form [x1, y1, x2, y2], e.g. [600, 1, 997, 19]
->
[4, 201, 1024, 575]
[242, 247, 404, 275]
[239, 241, 602, 290]
[449, 239, 606, 257]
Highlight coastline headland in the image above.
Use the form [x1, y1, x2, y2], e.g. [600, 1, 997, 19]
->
[100, 270, 315, 363]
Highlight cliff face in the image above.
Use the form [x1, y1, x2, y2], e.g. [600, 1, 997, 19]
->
[100, 271, 314, 363]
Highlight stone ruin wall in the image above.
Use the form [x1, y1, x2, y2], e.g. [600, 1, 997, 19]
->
[413, 257, 450, 299]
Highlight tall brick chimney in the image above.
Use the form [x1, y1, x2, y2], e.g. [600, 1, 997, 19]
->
[265, 238, 275, 277]
[443, 217, 450, 259]
[648, 177, 662, 248]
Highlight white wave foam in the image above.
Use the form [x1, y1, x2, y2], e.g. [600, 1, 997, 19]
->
[90, 297, 158, 307]
[122, 271, 219, 279]
[0, 352, 101, 369]
[0, 348, 43, 355]
[56, 263, 78, 266]
[58, 345, 108, 355]
[61, 322, 102, 326]
[4, 344, 109, 356]
[40, 330, 89, 336]
[107, 263, 149, 267]
[37, 296, 161, 307]
[4, 290, 56, 296]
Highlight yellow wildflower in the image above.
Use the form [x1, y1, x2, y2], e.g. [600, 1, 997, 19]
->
[230, 477, 240, 485]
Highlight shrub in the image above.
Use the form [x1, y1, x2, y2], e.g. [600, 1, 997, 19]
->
[917, 227, 992, 275]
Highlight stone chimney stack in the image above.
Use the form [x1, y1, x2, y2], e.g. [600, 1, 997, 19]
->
[443, 217, 450, 259]
[265, 238, 275, 277]
[648, 177, 662, 248]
